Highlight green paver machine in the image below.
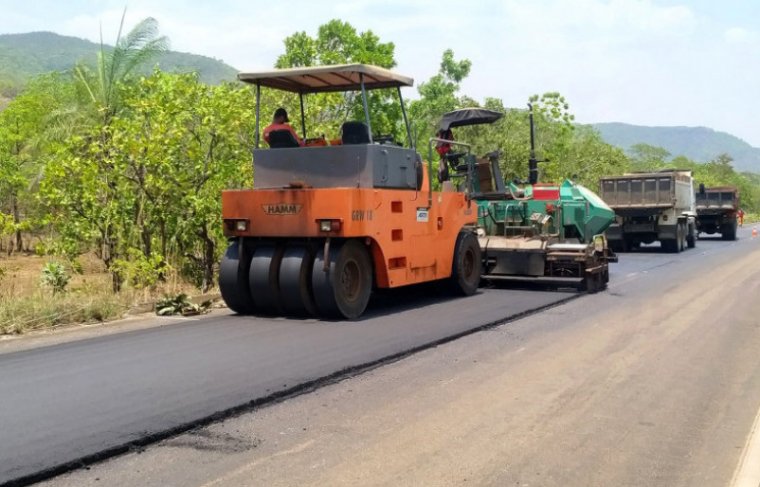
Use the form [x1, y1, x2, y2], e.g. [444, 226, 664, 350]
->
[432, 105, 617, 292]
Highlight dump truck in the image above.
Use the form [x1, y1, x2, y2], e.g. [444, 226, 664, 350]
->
[219, 64, 481, 319]
[434, 106, 617, 292]
[695, 185, 739, 240]
[599, 170, 697, 252]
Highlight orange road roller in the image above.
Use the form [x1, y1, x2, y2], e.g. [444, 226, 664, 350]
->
[220, 64, 480, 319]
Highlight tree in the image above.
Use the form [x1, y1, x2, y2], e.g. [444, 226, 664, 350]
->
[43, 14, 168, 291]
[0, 74, 73, 253]
[274, 20, 401, 140]
[629, 143, 670, 170]
[408, 49, 473, 148]
[74, 11, 168, 125]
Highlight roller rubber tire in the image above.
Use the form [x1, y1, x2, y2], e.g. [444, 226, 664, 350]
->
[279, 245, 318, 317]
[312, 240, 373, 320]
[449, 231, 481, 296]
[219, 241, 256, 314]
[249, 244, 285, 315]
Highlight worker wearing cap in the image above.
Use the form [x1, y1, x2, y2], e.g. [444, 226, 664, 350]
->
[263, 107, 304, 146]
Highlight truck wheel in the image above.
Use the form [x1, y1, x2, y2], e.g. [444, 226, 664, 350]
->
[609, 241, 624, 253]
[722, 222, 737, 241]
[449, 231, 481, 296]
[686, 223, 696, 248]
[661, 239, 678, 253]
[581, 271, 604, 293]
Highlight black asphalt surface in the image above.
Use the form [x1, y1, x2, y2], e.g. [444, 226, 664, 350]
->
[0, 228, 753, 485]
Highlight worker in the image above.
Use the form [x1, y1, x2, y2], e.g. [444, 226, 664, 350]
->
[738, 208, 745, 227]
[263, 108, 303, 147]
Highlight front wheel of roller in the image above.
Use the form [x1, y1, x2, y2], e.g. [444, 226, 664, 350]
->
[449, 231, 481, 296]
[278, 245, 318, 317]
[219, 241, 256, 314]
[312, 240, 373, 320]
[249, 244, 285, 315]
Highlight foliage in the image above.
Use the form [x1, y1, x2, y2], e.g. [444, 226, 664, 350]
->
[74, 11, 169, 125]
[274, 19, 402, 139]
[111, 250, 169, 289]
[408, 49, 472, 149]
[155, 293, 211, 316]
[40, 262, 71, 294]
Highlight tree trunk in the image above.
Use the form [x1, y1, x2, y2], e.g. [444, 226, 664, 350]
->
[11, 192, 22, 253]
[160, 219, 167, 258]
[101, 227, 122, 294]
[198, 225, 216, 293]
[142, 226, 152, 258]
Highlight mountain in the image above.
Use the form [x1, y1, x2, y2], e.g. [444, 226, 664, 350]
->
[0, 31, 238, 89]
[593, 122, 760, 173]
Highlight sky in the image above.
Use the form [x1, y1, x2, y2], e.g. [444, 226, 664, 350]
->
[2, 0, 759, 145]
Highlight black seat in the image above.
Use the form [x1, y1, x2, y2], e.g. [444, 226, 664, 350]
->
[341, 121, 370, 145]
[268, 130, 301, 148]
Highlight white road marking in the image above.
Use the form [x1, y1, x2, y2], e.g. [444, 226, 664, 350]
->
[730, 401, 760, 487]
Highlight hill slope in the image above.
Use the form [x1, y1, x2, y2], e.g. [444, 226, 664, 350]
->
[0, 31, 238, 88]
[593, 122, 760, 173]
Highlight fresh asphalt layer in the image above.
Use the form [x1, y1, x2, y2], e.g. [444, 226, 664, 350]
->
[0, 227, 754, 485]
[0, 283, 570, 484]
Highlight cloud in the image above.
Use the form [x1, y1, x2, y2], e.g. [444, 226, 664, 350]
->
[724, 26, 759, 44]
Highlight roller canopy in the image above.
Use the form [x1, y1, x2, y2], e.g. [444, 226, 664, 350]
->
[438, 108, 503, 131]
[238, 64, 414, 93]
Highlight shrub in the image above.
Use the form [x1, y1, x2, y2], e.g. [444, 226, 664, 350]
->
[40, 262, 70, 294]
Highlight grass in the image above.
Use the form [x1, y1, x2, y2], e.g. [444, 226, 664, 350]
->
[0, 252, 205, 335]
[0, 292, 127, 335]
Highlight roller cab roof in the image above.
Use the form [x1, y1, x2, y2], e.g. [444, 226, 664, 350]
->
[237, 64, 414, 94]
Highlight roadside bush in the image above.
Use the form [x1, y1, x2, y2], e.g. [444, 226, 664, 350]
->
[40, 262, 70, 294]
[111, 251, 170, 289]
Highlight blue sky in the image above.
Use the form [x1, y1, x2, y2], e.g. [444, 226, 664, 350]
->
[2, 0, 759, 146]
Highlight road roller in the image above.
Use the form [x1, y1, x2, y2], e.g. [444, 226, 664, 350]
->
[220, 64, 480, 319]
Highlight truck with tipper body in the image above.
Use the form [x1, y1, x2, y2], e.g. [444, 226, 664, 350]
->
[599, 170, 697, 252]
[695, 185, 739, 240]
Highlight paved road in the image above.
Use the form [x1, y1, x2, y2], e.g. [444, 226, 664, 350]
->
[37, 226, 760, 487]
[3, 229, 757, 485]
[1, 273, 576, 484]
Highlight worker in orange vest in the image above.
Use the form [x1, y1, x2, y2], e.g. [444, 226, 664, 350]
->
[738, 208, 745, 227]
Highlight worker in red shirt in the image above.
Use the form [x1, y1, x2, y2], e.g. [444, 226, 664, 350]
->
[263, 108, 303, 147]
[738, 208, 745, 227]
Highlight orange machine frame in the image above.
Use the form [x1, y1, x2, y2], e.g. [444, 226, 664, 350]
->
[223, 172, 477, 289]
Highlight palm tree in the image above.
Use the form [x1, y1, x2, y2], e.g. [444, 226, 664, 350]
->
[70, 10, 168, 292]
[75, 9, 169, 125]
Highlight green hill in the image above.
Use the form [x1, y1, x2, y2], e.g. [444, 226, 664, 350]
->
[0, 31, 238, 91]
[593, 122, 760, 173]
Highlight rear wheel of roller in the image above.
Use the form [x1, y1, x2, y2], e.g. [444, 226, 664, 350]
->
[312, 240, 373, 320]
[449, 231, 481, 296]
